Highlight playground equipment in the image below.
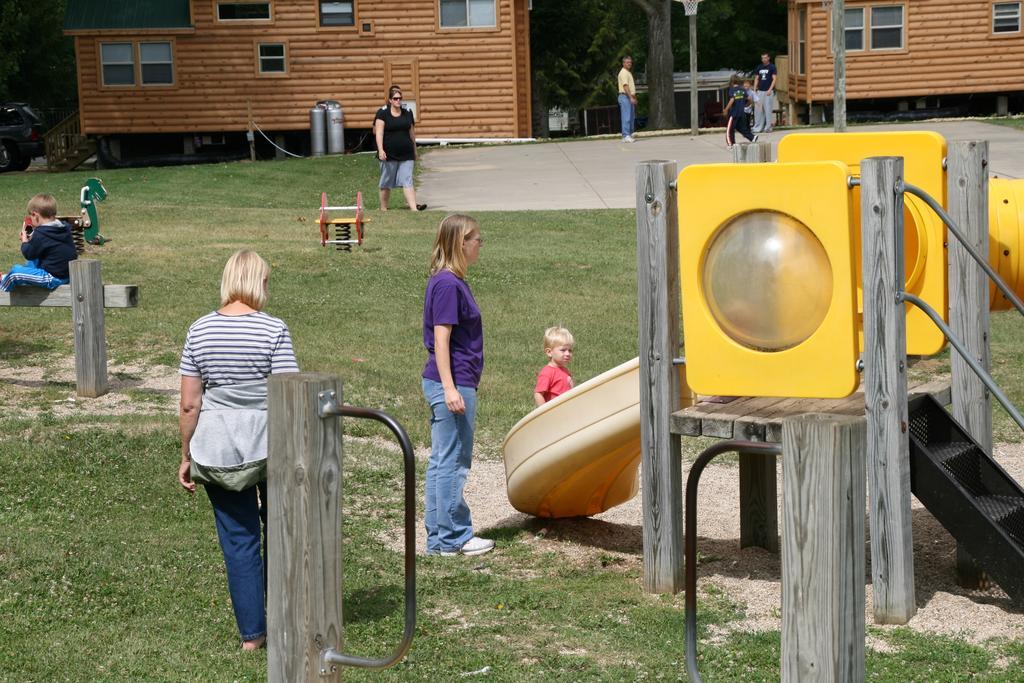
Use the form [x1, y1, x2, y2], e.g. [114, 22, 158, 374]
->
[61, 178, 109, 254]
[318, 191, 368, 251]
[502, 359, 691, 518]
[267, 375, 415, 680]
[499, 134, 1024, 677]
[665, 139, 1024, 678]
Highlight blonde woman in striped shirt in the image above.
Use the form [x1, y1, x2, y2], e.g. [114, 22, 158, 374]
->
[177, 250, 298, 651]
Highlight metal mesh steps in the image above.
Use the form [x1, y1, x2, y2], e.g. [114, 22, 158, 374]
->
[907, 394, 1024, 604]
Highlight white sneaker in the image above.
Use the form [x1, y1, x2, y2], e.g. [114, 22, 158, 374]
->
[458, 536, 495, 556]
[626, 135, 636, 143]
[752, 134, 759, 143]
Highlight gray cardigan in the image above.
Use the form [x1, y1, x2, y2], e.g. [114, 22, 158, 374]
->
[189, 381, 268, 491]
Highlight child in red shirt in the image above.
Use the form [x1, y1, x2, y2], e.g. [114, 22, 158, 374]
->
[534, 326, 575, 405]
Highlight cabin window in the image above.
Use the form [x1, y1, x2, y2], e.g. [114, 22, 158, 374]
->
[218, 3, 271, 20]
[258, 43, 287, 73]
[797, 7, 806, 74]
[320, 1, 354, 26]
[440, 0, 496, 28]
[994, 2, 1021, 33]
[100, 43, 135, 86]
[844, 8, 865, 51]
[140, 42, 174, 85]
[870, 5, 904, 50]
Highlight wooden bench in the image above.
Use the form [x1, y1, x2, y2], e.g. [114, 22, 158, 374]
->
[0, 259, 139, 397]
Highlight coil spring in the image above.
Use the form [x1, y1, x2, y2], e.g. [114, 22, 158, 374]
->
[335, 224, 352, 252]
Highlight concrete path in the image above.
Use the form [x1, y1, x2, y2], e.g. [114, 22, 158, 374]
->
[418, 120, 1024, 211]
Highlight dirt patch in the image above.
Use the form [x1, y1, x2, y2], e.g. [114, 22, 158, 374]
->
[0, 356, 179, 418]
[394, 445, 1024, 648]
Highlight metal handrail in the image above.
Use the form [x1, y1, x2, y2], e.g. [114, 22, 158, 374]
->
[900, 292, 1024, 433]
[684, 440, 783, 683]
[901, 182, 1024, 317]
[316, 399, 416, 673]
[846, 178, 1024, 317]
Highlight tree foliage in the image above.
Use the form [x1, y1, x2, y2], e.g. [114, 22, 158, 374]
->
[0, 0, 78, 110]
[530, 0, 646, 110]
[531, 0, 787, 129]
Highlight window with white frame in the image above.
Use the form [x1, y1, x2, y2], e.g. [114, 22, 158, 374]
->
[140, 42, 173, 85]
[258, 43, 286, 73]
[797, 7, 806, 74]
[440, 0, 496, 28]
[845, 8, 865, 51]
[320, 1, 354, 26]
[994, 2, 1021, 33]
[870, 5, 904, 50]
[101, 43, 135, 86]
[218, 2, 271, 20]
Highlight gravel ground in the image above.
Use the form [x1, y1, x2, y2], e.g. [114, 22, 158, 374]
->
[403, 445, 1024, 647]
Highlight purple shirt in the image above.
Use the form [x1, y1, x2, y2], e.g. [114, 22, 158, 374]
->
[422, 270, 484, 388]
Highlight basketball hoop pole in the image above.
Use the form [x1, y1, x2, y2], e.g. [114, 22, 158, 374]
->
[675, 0, 701, 136]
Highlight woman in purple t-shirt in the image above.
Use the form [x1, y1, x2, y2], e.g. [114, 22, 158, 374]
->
[421, 214, 494, 557]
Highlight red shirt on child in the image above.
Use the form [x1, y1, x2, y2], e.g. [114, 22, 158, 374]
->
[535, 365, 573, 403]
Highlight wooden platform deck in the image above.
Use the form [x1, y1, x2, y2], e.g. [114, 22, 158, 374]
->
[670, 379, 952, 443]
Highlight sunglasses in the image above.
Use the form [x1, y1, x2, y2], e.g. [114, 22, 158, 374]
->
[391, 95, 402, 101]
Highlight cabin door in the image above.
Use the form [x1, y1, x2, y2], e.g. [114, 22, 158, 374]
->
[383, 58, 421, 121]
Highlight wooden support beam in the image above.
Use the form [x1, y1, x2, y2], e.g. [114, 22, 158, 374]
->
[70, 260, 108, 398]
[860, 156, 916, 624]
[636, 159, 684, 593]
[739, 451, 778, 552]
[267, 373, 344, 683]
[947, 140, 993, 588]
[781, 413, 865, 682]
[734, 141, 778, 551]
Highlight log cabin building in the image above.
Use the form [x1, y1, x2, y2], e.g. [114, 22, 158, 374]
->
[786, 0, 1024, 124]
[62, 0, 532, 165]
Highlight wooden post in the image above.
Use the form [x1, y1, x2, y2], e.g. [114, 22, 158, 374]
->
[268, 373, 344, 683]
[731, 141, 772, 164]
[947, 140, 993, 588]
[637, 159, 684, 593]
[734, 142, 778, 552]
[832, 0, 846, 132]
[781, 414, 865, 682]
[247, 99, 256, 162]
[70, 259, 107, 398]
[860, 156, 916, 624]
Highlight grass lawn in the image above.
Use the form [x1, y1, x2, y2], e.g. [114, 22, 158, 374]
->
[0, 153, 1022, 681]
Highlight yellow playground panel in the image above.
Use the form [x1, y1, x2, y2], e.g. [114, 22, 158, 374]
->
[676, 130, 1024, 400]
[677, 160, 860, 398]
[777, 131, 948, 356]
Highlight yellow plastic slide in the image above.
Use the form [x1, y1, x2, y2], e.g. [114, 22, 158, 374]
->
[502, 358, 690, 518]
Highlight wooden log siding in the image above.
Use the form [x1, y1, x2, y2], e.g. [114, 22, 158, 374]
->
[787, 0, 1024, 104]
[70, 0, 532, 138]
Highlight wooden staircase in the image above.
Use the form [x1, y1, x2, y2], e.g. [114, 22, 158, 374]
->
[44, 111, 96, 172]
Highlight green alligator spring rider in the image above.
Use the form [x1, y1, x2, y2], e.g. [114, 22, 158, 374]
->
[63, 178, 109, 254]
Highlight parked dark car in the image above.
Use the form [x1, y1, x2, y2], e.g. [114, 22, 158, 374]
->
[0, 103, 45, 172]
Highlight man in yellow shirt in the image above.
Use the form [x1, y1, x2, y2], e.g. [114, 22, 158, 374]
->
[617, 56, 637, 143]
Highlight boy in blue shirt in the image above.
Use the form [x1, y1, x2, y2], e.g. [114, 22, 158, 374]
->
[725, 74, 757, 150]
[0, 194, 78, 291]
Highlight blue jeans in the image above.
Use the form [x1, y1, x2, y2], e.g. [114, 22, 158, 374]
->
[618, 94, 634, 138]
[206, 480, 267, 641]
[422, 378, 477, 553]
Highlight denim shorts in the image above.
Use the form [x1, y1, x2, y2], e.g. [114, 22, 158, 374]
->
[379, 159, 415, 189]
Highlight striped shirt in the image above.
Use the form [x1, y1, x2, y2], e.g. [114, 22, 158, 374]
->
[180, 311, 299, 387]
